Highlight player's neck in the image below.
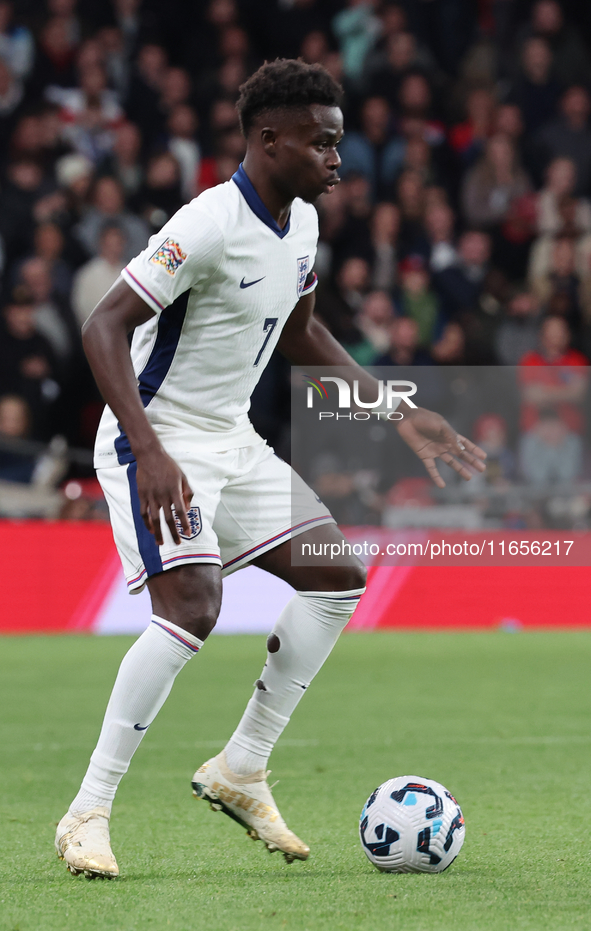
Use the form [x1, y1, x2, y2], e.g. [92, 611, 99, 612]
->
[241, 156, 293, 229]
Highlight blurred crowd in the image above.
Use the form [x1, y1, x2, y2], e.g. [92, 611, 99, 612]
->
[1, 0, 591, 512]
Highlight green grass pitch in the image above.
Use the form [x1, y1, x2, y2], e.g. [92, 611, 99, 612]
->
[2, 631, 591, 931]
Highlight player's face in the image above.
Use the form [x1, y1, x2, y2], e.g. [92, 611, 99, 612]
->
[274, 105, 344, 203]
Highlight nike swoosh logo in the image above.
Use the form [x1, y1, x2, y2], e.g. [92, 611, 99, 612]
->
[134, 723, 149, 731]
[240, 276, 265, 289]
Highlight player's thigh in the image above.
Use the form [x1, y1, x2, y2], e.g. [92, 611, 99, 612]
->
[254, 521, 367, 593]
[214, 441, 335, 575]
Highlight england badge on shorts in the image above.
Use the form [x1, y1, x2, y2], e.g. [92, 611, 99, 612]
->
[297, 255, 310, 296]
[174, 506, 202, 540]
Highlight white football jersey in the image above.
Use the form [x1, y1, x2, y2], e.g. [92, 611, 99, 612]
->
[94, 164, 319, 468]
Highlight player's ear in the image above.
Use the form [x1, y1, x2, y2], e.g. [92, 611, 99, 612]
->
[261, 127, 277, 157]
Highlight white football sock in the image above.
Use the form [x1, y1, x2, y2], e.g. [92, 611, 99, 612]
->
[69, 615, 202, 815]
[224, 588, 365, 775]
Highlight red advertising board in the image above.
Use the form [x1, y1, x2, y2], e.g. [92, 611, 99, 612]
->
[0, 522, 589, 634]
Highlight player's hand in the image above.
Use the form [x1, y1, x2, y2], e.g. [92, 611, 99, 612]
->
[395, 407, 487, 489]
[135, 447, 193, 545]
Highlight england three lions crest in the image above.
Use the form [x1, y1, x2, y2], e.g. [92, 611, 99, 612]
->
[297, 255, 310, 297]
[173, 506, 202, 540]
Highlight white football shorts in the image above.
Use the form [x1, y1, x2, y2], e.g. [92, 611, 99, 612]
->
[97, 436, 335, 594]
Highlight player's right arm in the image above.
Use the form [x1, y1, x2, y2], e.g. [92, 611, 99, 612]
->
[82, 278, 192, 545]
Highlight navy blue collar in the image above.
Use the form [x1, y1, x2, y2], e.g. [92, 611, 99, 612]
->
[232, 163, 291, 239]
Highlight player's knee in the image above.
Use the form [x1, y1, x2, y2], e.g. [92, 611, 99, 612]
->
[174, 585, 221, 639]
[182, 604, 219, 640]
[340, 560, 367, 592]
[148, 565, 222, 640]
[309, 560, 367, 593]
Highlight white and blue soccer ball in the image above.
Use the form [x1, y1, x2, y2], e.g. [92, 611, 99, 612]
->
[359, 775, 465, 873]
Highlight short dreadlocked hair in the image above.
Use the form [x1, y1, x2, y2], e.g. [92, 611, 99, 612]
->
[237, 59, 343, 137]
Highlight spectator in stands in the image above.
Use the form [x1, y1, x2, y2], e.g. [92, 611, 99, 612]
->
[71, 223, 126, 327]
[98, 121, 143, 198]
[514, 0, 591, 89]
[97, 25, 129, 99]
[0, 1, 33, 81]
[432, 230, 492, 318]
[472, 414, 515, 487]
[315, 256, 371, 363]
[196, 99, 243, 184]
[47, 63, 125, 164]
[508, 37, 561, 135]
[300, 31, 329, 68]
[29, 15, 77, 94]
[424, 200, 457, 273]
[430, 322, 466, 364]
[124, 43, 168, 144]
[535, 157, 591, 236]
[135, 152, 183, 232]
[374, 316, 432, 366]
[18, 256, 76, 362]
[74, 37, 104, 74]
[53, 151, 95, 241]
[0, 393, 35, 483]
[50, 0, 83, 50]
[370, 201, 400, 291]
[519, 314, 588, 446]
[396, 168, 427, 255]
[157, 67, 193, 124]
[27, 221, 73, 300]
[355, 290, 395, 358]
[401, 134, 440, 189]
[494, 102, 525, 147]
[0, 158, 53, 264]
[398, 72, 436, 126]
[330, 173, 374, 267]
[495, 291, 542, 366]
[208, 95, 241, 136]
[185, 0, 240, 76]
[528, 188, 591, 301]
[332, 1, 381, 84]
[8, 113, 44, 164]
[315, 181, 346, 281]
[374, 2, 407, 50]
[366, 31, 430, 107]
[534, 86, 591, 194]
[74, 175, 149, 262]
[37, 102, 71, 172]
[448, 88, 495, 168]
[461, 134, 531, 231]
[396, 254, 441, 348]
[216, 29, 252, 94]
[529, 236, 585, 338]
[0, 57, 24, 148]
[166, 104, 201, 202]
[520, 315, 588, 367]
[0, 286, 60, 438]
[337, 96, 405, 201]
[520, 408, 583, 485]
[113, 0, 141, 53]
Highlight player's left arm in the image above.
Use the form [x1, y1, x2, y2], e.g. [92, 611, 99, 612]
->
[277, 288, 486, 488]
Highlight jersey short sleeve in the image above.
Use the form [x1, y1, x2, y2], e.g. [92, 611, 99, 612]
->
[301, 270, 318, 296]
[121, 204, 224, 314]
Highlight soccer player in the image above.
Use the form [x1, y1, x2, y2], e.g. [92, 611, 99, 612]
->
[55, 60, 485, 878]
